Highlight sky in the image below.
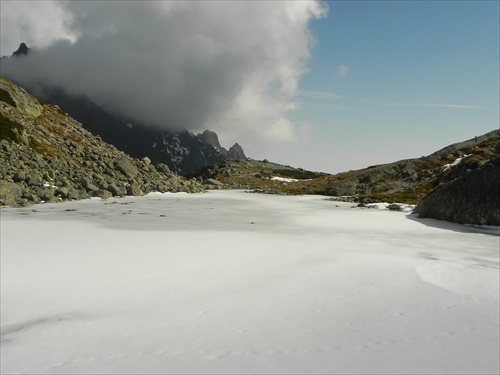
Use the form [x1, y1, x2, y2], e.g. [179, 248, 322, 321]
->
[0, 1, 498, 174]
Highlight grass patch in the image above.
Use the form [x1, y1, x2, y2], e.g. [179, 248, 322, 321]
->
[359, 181, 434, 204]
[272, 169, 325, 180]
[0, 113, 24, 143]
[28, 138, 59, 157]
[0, 88, 17, 107]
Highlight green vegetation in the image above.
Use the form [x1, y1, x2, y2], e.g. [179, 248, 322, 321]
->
[28, 138, 59, 157]
[272, 169, 325, 180]
[0, 88, 17, 107]
[0, 113, 23, 143]
[359, 181, 435, 204]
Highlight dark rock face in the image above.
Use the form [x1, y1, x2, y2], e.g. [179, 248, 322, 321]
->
[12, 43, 29, 57]
[414, 157, 500, 226]
[197, 130, 227, 155]
[196, 130, 247, 161]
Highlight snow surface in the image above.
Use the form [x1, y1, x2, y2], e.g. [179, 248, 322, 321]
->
[1, 190, 499, 374]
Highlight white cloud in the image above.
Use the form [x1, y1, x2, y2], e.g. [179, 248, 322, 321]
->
[0, 0, 76, 57]
[0, 0, 328, 146]
[299, 90, 342, 101]
[332, 64, 349, 80]
[361, 99, 485, 109]
[337, 64, 350, 78]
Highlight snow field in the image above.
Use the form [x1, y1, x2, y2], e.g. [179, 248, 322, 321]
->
[1, 190, 499, 374]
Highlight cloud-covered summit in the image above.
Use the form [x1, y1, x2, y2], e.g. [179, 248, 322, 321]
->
[1, 1, 327, 146]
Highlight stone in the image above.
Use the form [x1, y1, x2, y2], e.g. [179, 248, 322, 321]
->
[94, 189, 113, 200]
[126, 183, 143, 196]
[204, 178, 224, 186]
[80, 176, 99, 192]
[115, 157, 138, 179]
[0, 181, 23, 206]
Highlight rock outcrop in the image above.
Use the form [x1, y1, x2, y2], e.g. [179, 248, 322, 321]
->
[196, 130, 247, 161]
[197, 130, 227, 155]
[0, 76, 203, 207]
[228, 143, 247, 160]
[414, 156, 500, 226]
[12, 42, 29, 57]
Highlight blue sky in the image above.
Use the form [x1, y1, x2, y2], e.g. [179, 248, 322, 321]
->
[288, 0, 499, 171]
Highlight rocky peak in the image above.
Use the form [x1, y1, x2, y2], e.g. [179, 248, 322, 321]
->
[196, 131, 247, 161]
[13, 43, 30, 57]
[197, 130, 224, 152]
[228, 143, 247, 160]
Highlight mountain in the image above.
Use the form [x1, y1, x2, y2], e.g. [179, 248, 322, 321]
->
[0, 76, 203, 206]
[1, 43, 247, 175]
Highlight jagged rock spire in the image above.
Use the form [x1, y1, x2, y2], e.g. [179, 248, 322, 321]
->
[13, 43, 30, 56]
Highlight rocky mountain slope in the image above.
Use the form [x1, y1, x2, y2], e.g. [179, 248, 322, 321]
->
[24, 86, 246, 176]
[1, 43, 247, 176]
[0, 76, 203, 206]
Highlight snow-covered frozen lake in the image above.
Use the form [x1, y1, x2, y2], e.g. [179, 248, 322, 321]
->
[1, 190, 499, 374]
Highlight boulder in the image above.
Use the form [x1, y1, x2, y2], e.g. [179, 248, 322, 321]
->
[415, 157, 500, 225]
[0, 181, 23, 206]
[115, 157, 138, 179]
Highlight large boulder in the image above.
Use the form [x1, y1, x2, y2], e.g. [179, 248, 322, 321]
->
[414, 157, 500, 225]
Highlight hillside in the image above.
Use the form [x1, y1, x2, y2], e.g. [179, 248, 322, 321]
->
[0, 76, 202, 207]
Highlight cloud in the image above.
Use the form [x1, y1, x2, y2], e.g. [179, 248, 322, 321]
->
[332, 64, 349, 80]
[0, 0, 327, 145]
[298, 90, 342, 101]
[0, 1, 76, 57]
[361, 99, 485, 109]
